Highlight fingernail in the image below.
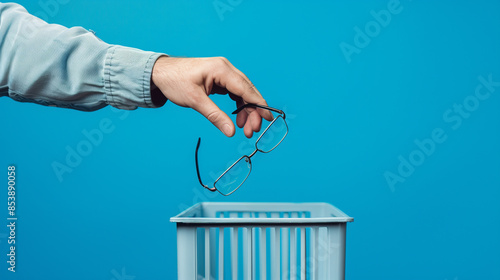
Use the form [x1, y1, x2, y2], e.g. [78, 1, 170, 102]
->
[222, 124, 232, 136]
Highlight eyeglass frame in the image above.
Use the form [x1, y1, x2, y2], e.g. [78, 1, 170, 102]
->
[195, 103, 287, 196]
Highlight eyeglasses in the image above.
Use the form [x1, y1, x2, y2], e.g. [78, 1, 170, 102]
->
[195, 104, 288, 196]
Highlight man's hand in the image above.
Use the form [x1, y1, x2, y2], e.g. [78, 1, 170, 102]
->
[151, 56, 273, 138]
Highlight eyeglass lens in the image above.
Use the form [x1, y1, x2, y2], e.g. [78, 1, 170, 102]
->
[215, 156, 251, 195]
[256, 115, 288, 153]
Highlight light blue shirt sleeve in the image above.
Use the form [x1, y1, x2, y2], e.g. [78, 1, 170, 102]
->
[0, 2, 167, 111]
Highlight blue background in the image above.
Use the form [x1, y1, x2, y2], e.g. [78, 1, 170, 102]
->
[1, 0, 500, 279]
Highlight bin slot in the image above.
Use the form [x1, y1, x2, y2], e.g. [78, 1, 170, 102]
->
[231, 227, 238, 280]
[196, 228, 204, 278]
[281, 216, 289, 280]
[252, 227, 257, 279]
[243, 227, 253, 280]
[300, 227, 306, 280]
[205, 228, 210, 279]
[258, 227, 266, 280]
[218, 228, 224, 280]
[243, 226, 248, 279]
[270, 227, 280, 279]
[311, 227, 319, 280]
[242, 213, 252, 280]
[290, 227, 297, 280]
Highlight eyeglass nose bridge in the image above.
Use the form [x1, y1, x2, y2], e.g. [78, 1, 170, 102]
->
[248, 149, 258, 158]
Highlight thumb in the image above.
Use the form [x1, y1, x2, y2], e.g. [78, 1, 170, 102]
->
[193, 92, 235, 137]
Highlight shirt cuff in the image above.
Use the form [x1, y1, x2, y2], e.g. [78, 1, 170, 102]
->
[104, 45, 167, 110]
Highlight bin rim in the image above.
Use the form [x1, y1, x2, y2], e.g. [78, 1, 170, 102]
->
[170, 202, 354, 224]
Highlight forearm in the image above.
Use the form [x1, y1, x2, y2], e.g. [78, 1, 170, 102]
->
[0, 3, 166, 111]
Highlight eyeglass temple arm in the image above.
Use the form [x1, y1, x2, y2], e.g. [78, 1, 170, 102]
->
[232, 103, 286, 119]
[195, 138, 216, 192]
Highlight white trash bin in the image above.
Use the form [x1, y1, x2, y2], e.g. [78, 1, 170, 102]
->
[170, 202, 353, 280]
